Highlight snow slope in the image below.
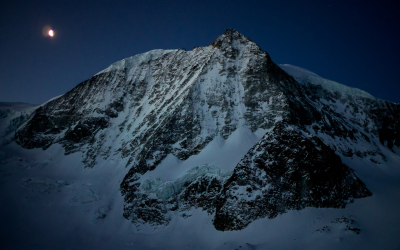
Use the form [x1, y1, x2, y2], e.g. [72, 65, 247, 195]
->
[279, 64, 375, 99]
[1, 130, 400, 249]
[95, 49, 177, 76]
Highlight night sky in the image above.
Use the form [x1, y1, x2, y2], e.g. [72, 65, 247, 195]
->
[1, 0, 399, 104]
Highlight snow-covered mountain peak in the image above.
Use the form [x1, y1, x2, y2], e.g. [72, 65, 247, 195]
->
[95, 29, 259, 79]
[211, 29, 258, 51]
[9, 29, 400, 237]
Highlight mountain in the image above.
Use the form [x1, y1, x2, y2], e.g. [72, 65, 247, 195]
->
[0, 102, 38, 146]
[1, 29, 400, 249]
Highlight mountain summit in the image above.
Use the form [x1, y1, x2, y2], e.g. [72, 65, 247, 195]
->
[211, 29, 255, 47]
[13, 29, 399, 231]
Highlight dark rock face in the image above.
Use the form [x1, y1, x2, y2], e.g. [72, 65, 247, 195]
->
[121, 165, 231, 226]
[213, 122, 371, 231]
[13, 29, 399, 230]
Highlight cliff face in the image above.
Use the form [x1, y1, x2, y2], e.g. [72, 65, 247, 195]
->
[14, 29, 400, 230]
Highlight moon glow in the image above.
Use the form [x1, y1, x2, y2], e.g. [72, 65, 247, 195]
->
[42, 26, 55, 38]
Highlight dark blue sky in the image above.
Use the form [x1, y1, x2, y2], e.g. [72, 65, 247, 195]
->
[1, 0, 399, 104]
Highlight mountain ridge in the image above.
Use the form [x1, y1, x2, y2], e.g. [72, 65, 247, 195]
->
[279, 64, 375, 99]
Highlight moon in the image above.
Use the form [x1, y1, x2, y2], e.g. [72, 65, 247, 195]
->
[42, 26, 55, 38]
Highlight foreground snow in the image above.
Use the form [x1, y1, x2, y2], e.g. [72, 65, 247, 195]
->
[1, 138, 400, 249]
